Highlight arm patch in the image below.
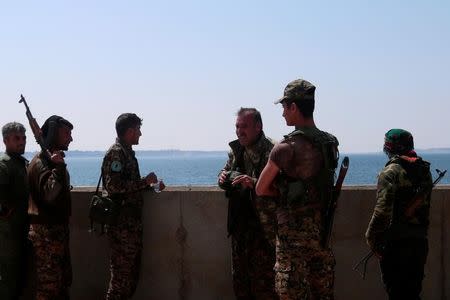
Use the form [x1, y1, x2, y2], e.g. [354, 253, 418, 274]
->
[111, 161, 122, 172]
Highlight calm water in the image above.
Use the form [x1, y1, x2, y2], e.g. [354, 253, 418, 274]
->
[26, 152, 450, 186]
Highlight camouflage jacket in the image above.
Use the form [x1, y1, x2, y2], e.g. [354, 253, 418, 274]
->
[28, 152, 72, 225]
[221, 132, 275, 182]
[0, 152, 29, 238]
[366, 155, 432, 250]
[219, 132, 275, 236]
[101, 139, 149, 210]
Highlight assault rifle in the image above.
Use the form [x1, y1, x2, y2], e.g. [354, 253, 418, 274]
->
[19, 95, 50, 160]
[322, 156, 350, 248]
[353, 168, 447, 279]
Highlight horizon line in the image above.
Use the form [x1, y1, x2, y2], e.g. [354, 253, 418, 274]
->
[20, 148, 450, 155]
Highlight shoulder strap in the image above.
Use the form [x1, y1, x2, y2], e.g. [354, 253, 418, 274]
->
[286, 128, 339, 170]
[95, 171, 102, 195]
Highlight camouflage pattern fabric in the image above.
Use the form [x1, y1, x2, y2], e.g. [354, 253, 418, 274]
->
[365, 155, 432, 251]
[275, 207, 335, 300]
[223, 132, 277, 247]
[101, 139, 148, 208]
[102, 139, 149, 300]
[366, 155, 432, 300]
[28, 224, 71, 300]
[27, 151, 72, 299]
[221, 132, 278, 299]
[270, 127, 338, 300]
[231, 221, 277, 300]
[106, 216, 142, 300]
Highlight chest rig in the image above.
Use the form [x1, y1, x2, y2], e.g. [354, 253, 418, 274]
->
[279, 127, 339, 208]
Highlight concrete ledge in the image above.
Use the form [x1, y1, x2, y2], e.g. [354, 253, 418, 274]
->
[68, 186, 450, 299]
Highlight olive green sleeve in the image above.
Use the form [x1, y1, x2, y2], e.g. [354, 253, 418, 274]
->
[218, 150, 234, 175]
[0, 162, 9, 206]
[365, 168, 396, 250]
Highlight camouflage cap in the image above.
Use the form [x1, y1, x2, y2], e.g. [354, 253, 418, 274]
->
[383, 128, 414, 155]
[275, 79, 316, 104]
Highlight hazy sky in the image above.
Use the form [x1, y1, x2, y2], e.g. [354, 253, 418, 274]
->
[1, 1, 449, 153]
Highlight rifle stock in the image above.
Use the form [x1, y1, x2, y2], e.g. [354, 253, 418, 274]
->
[322, 156, 349, 248]
[405, 169, 447, 217]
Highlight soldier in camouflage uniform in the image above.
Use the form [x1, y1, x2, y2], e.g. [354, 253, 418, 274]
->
[366, 129, 432, 300]
[102, 113, 165, 300]
[257, 79, 339, 300]
[0, 122, 29, 300]
[27, 115, 74, 300]
[218, 107, 277, 300]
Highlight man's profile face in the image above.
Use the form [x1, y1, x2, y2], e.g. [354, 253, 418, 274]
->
[235, 113, 261, 147]
[130, 125, 142, 145]
[4, 131, 26, 155]
[57, 125, 73, 151]
[282, 101, 294, 126]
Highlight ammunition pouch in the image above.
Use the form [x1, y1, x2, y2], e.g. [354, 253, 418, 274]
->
[89, 194, 120, 226]
[285, 180, 308, 205]
[89, 172, 121, 234]
[278, 175, 312, 206]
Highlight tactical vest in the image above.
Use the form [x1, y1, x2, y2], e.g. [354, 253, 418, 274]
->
[279, 127, 339, 208]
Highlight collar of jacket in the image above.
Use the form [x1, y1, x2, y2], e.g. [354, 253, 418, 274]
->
[4, 151, 28, 163]
[228, 131, 267, 154]
[386, 154, 421, 167]
[116, 138, 134, 155]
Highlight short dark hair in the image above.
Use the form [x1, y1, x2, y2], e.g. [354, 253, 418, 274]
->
[237, 107, 263, 127]
[285, 98, 315, 118]
[2, 122, 26, 139]
[40, 115, 73, 149]
[115, 113, 142, 137]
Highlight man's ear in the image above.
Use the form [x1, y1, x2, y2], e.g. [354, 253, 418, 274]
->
[256, 121, 263, 133]
[290, 102, 298, 113]
[123, 127, 135, 141]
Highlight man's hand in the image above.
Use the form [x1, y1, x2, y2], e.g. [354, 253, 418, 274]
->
[49, 150, 65, 165]
[158, 180, 166, 192]
[145, 172, 158, 185]
[232, 174, 255, 189]
[218, 170, 228, 185]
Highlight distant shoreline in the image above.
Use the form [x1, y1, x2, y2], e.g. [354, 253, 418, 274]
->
[21, 148, 450, 157]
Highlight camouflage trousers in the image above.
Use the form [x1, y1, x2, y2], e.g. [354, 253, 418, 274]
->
[255, 196, 278, 250]
[106, 217, 143, 300]
[28, 223, 72, 300]
[275, 207, 335, 300]
[231, 221, 277, 300]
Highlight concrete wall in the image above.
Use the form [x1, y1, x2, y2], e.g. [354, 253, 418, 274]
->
[69, 186, 450, 300]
